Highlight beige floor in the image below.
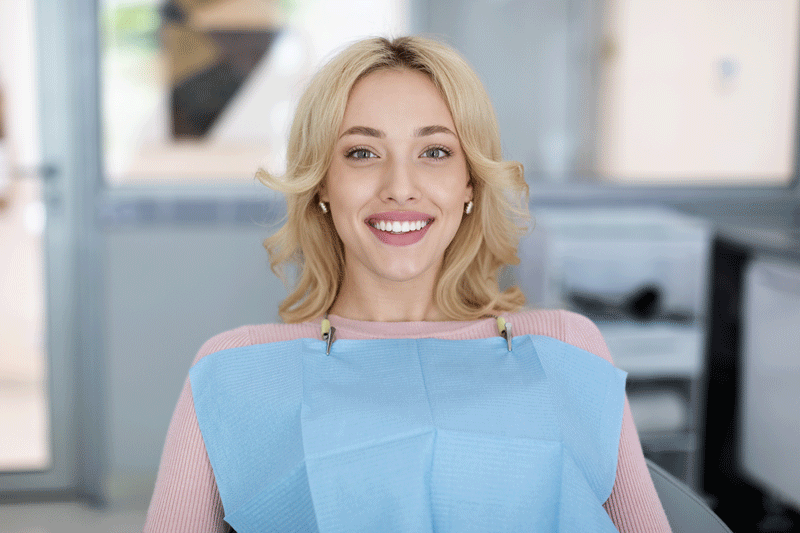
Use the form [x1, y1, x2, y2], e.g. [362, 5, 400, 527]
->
[0, 501, 147, 533]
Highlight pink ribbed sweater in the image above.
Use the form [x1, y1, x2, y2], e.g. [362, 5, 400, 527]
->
[144, 309, 672, 532]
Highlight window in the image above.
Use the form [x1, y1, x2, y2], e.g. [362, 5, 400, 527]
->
[426, 0, 799, 187]
[101, 0, 800, 188]
[100, 0, 410, 184]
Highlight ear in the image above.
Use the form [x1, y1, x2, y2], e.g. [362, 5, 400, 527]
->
[464, 181, 473, 203]
[318, 181, 329, 203]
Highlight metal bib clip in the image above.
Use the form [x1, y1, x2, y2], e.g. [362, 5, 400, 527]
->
[496, 316, 513, 351]
[321, 318, 336, 355]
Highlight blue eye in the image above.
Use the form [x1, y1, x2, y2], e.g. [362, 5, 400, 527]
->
[422, 146, 452, 159]
[346, 147, 376, 159]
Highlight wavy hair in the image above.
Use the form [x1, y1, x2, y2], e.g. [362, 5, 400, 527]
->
[258, 35, 530, 323]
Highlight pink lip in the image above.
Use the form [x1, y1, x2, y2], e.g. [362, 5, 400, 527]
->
[366, 211, 434, 223]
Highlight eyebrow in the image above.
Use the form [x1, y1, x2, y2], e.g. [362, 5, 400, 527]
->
[414, 125, 456, 137]
[340, 126, 384, 138]
[339, 125, 457, 139]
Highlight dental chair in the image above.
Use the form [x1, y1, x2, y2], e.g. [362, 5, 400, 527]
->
[647, 459, 734, 533]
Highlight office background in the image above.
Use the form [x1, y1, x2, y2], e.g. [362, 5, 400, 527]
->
[1, 0, 799, 531]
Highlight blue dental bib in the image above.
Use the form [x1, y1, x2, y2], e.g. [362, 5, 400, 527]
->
[190, 334, 626, 532]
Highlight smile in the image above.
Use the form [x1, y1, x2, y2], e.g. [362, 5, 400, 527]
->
[368, 219, 432, 234]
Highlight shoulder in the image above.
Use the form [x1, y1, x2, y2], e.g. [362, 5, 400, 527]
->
[191, 322, 319, 367]
[508, 308, 614, 365]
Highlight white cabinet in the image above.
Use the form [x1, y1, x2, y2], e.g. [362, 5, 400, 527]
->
[741, 257, 800, 509]
[516, 207, 712, 488]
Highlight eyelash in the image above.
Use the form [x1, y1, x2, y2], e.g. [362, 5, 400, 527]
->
[343, 145, 454, 160]
[421, 145, 453, 159]
[344, 146, 376, 159]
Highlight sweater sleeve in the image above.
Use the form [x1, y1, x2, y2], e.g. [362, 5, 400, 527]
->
[143, 327, 255, 533]
[560, 310, 672, 533]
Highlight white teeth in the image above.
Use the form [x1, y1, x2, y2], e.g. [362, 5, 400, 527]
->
[370, 219, 430, 234]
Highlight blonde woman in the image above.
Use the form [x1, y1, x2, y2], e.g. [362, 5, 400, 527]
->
[145, 36, 671, 532]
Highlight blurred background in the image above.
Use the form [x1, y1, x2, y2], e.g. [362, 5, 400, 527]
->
[1, 0, 799, 531]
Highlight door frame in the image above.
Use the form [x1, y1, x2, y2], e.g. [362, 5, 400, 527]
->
[0, 0, 106, 503]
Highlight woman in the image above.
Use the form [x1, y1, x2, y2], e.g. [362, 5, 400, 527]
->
[144, 36, 671, 532]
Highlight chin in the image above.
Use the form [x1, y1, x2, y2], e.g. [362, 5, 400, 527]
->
[379, 269, 426, 283]
[373, 261, 433, 284]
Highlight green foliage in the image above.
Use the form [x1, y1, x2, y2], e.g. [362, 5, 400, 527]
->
[101, 4, 160, 49]
[279, 0, 300, 17]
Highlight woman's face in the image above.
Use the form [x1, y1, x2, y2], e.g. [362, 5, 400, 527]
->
[321, 68, 472, 289]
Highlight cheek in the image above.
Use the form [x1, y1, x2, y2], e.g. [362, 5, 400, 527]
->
[327, 188, 367, 237]
[329, 186, 368, 218]
[430, 178, 470, 209]
[326, 165, 373, 208]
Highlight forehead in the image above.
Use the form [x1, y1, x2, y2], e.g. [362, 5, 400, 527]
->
[339, 68, 456, 132]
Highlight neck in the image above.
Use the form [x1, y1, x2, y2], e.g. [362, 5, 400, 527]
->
[329, 268, 445, 322]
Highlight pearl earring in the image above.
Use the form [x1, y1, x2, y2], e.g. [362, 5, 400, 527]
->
[464, 201, 473, 215]
[319, 201, 329, 214]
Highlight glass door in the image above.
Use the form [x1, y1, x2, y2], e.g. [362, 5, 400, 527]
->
[1, 0, 102, 496]
[0, 0, 51, 476]
[0, 173, 49, 474]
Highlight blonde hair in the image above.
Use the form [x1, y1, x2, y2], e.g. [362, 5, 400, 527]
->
[258, 35, 529, 323]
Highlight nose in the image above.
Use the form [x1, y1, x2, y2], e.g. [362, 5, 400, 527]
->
[379, 155, 420, 205]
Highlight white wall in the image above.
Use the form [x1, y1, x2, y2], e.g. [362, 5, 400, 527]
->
[102, 225, 285, 504]
[596, 0, 800, 183]
[424, 0, 587, 182]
